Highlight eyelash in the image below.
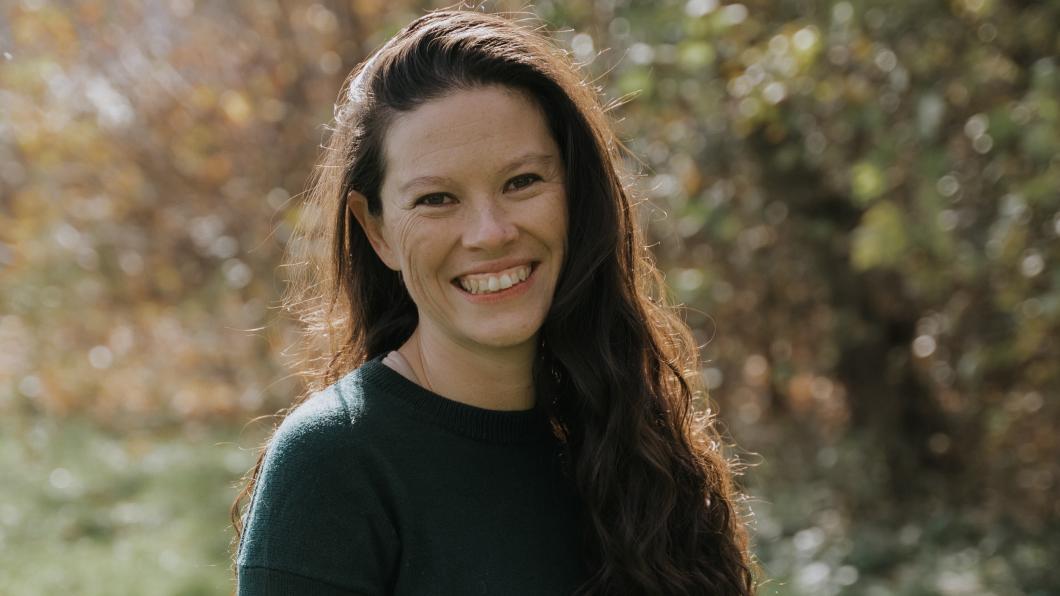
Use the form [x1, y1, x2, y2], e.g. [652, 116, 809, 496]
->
[413, 173, 543, 206]
[507, 173, 542, 191]
[415, 193, 453, 207]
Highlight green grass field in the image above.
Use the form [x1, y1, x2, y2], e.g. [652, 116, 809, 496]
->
[0, 415, 265, 596]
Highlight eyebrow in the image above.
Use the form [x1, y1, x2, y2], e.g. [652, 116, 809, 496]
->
[397, 152, 557, 194]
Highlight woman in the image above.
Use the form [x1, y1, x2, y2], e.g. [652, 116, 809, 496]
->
[232, 9, 758, 595]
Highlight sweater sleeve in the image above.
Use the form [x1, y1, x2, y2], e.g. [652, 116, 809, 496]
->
[236, 388, 399, 595]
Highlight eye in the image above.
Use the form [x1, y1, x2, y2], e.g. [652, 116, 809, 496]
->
[414, 193, 454, 207]
[506, 173, 542, 191]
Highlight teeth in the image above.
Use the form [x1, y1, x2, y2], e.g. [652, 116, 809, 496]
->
[458, 265, 532, 295]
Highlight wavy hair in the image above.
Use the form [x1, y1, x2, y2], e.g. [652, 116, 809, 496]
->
[232, 8, 759, 595]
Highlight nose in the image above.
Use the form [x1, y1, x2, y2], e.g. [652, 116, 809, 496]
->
[462, 199, 518, 250]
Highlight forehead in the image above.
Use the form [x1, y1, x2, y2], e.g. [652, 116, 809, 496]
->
[381, 85, 560, 193]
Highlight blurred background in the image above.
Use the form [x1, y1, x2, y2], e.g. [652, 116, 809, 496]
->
[1, 0, 1057, 594]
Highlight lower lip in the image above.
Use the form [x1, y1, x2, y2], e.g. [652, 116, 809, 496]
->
[454, 265, 537, 304]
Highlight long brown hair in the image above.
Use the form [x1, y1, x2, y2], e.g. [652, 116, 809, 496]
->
[232, 9, 759, 594]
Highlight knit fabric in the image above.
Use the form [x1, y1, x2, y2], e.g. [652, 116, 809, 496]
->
[236, 355, 588, 595]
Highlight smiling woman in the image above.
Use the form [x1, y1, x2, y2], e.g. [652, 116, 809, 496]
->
[231, 8, 759, 596]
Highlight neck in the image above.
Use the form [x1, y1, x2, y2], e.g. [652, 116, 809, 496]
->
[397, 325, 537, 411]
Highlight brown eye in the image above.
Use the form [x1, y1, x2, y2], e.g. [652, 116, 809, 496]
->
[506, 173, 541, 191]
[415, 193, 453, 206]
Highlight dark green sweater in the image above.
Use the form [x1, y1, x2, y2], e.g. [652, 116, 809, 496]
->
[236, 356, 589, 595]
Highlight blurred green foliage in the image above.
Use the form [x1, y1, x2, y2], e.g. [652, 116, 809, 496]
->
[1, 0, 1057, 594]
[0, 414, 264, 595]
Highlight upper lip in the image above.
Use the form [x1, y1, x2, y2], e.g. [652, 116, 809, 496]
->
[452, 259, 537, 279]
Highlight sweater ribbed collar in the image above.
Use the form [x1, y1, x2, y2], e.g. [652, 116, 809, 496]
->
[356, 356, 554, 444]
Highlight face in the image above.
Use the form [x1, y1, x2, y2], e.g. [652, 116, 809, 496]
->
[350, 85, 568, 354]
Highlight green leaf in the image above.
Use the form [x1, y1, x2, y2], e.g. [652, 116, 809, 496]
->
[851, 162, 885, 205]
[851, 200, 909, 270]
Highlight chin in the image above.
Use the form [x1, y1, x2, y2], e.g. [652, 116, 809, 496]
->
[467, 322, 542, 350]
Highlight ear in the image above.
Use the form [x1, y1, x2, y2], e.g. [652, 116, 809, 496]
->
[347, 190, 401, 271]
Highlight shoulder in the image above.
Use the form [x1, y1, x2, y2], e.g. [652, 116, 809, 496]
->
[267, 384, 355, 465]
[237, 369, 400, 591]
[266, 359, 388, 452]
[242, 363, 397, 529]
[255, 366, 384, 491]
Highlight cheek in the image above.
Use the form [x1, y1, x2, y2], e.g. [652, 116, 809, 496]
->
[542, 192, 568, 255]
[393, 219, 417, 265]
[387, 215, 429, 269]
[389, 216, 450, 300]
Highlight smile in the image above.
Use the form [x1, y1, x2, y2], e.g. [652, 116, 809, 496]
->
[454, 263, 534, 295]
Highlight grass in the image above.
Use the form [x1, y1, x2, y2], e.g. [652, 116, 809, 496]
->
[0, 414, 266, 596]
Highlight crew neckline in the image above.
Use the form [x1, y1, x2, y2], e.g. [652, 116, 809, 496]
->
[355, 355, 554, 444]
